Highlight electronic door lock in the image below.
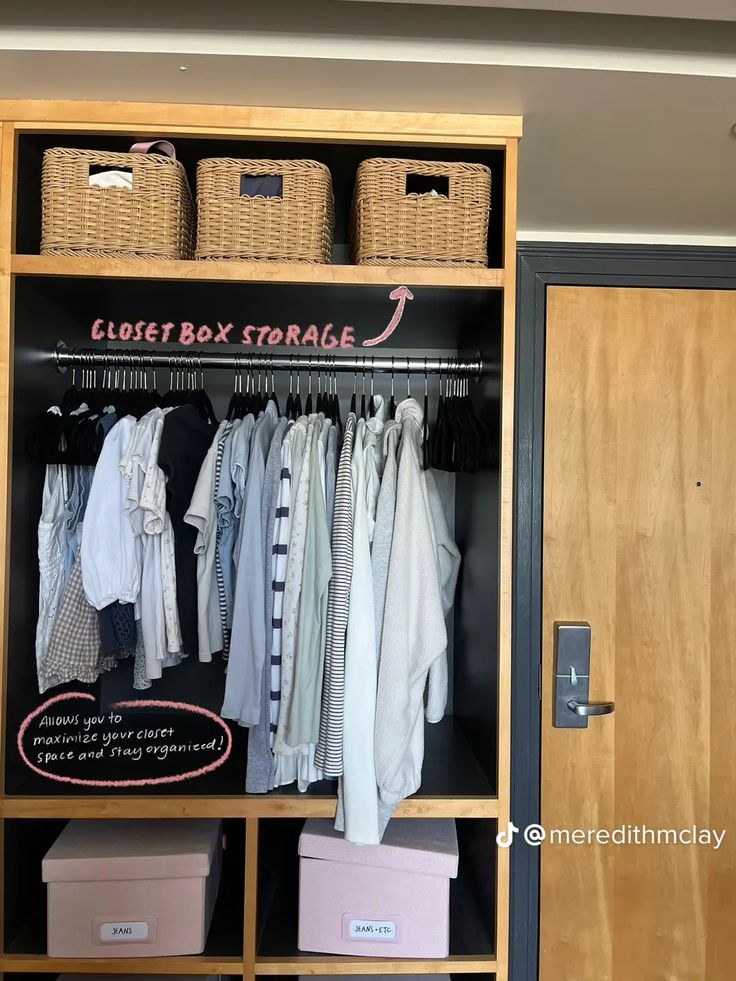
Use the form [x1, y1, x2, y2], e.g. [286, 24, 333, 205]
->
[553, 622, 615, 728]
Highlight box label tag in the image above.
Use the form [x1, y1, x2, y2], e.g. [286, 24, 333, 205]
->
[99, 921, 150, 942]
[348, 918, 397, 941]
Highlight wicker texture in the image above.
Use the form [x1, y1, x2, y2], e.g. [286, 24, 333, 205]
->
[352, 158, 491, 267]
[41, 147, 194, 260]
[195, 158, 334, 263]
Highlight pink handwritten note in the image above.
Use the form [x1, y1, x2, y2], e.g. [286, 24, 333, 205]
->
[17, 691, 233, 788]
[89, 285, 415, 349]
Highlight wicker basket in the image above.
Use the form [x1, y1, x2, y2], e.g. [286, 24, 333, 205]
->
[352, 158, 491, 267]
[195, 158, 334, 263]
[41, 145, 194, 260]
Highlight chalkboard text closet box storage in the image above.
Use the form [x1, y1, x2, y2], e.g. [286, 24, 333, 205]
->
[42, 819, 223, 957]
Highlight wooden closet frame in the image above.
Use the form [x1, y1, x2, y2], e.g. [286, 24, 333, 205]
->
[0, 101, 522, 981]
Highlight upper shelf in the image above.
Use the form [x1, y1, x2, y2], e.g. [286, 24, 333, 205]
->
[10, 255, 505, 290]
[0, 100, 522, 143]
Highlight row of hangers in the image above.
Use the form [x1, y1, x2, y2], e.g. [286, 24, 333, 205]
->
[26, 355, 217, 465]
[29, 352, 494, 473]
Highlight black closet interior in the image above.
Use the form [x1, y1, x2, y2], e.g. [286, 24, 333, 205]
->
[7, 271, 503, 798]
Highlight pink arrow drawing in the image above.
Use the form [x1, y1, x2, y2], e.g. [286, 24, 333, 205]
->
[362, 285, 414, 347]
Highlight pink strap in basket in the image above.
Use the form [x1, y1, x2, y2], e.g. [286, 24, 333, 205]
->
[129, 139, 177, 160]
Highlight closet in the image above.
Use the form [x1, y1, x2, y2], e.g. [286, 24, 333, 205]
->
[0, 102, 521, 980]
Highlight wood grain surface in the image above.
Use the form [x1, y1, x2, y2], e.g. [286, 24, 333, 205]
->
[541, 286, 736, 981]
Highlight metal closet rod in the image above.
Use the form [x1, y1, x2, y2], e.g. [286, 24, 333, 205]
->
[54, 345, 491, 377]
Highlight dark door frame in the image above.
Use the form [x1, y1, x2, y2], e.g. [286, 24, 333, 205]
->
[510, 242, 736, 981]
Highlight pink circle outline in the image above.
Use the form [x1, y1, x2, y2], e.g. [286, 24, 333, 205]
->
[17, 691, 233, 788]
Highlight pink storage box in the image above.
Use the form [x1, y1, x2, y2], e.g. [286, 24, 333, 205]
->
[298, 818, 458, 958]
[43, 819, 223, 957]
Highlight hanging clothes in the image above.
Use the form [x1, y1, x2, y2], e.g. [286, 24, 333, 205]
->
[373, 398, 453, 838]
[141, 410, 182, 659]
[315, 412, 356, 777]
[63, 464, 94, 575]
[246, 415, 288, 794]
[424, 468, 461, 724]
[81, 416, 140, 609]
[31, 355, 469, 831]
[157, 404, 215, 659]
[268, 421, 294, 752]
[325, 423, 338, 534]
[276, 413, 336, 792]
[214, 418, 240, 657]
[371, 418, 400, 651]
[286, 417, 332, 749]
[35, 403, 140, 693]
[35, 464, 70, 692]
[217, 414, 256, 656]
[273, 414, 318, 790]
[363, 392, 386, 543]
[44, 540, 117, 687]
[121, 407, 169, 682]
[231, 414, 256, 527]
[336, 416, 380, 844]
[184, 418, 229, 661]
[97, 600, 136, 661]
[222, 401, 278, 726]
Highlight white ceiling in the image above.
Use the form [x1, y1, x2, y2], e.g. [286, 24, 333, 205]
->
[2, 0, 736, 242]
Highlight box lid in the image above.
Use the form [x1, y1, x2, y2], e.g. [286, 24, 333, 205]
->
[298, 819, 458, 878]
[42, 819, 221, 883]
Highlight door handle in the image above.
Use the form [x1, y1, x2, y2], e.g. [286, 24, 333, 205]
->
[553, 622, 614, 729]
[567, 699, 615, 717]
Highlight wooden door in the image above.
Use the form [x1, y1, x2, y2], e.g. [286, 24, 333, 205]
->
[540, 287, 736, 981]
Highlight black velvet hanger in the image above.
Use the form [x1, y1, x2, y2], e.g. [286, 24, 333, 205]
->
[333, 362, 342, 436]
[388, 358, 397, 421]
[285, 360, 296, 421]
[431, 366, 449, 470]
[326, 358, 335, 424]
[183, 357, 217, 424]
[226, 360, 245, 421]
[350, 365, 357, 416]
[268, 360, 280, 416]
[305, 357, 314, 415]
[360, 358, 367, 419]
[422, 359, 430, 471]
[293, 363, 302, 418]
[428, 361, 491, 473]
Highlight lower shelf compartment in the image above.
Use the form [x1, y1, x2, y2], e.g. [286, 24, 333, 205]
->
[1, 814, 499, 977]
[257, 819, 498, 963]
[3, 818, 245, 966]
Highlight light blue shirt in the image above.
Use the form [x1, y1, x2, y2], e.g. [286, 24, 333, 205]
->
[221, 402, 278, 727]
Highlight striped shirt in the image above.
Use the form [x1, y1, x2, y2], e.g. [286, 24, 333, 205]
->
[213, 421, 233, 657]
[315, 412, 356, 776]
[269, 429, 293, 745]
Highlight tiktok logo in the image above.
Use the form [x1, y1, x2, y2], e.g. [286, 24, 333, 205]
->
[496, 821, 519, 848]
